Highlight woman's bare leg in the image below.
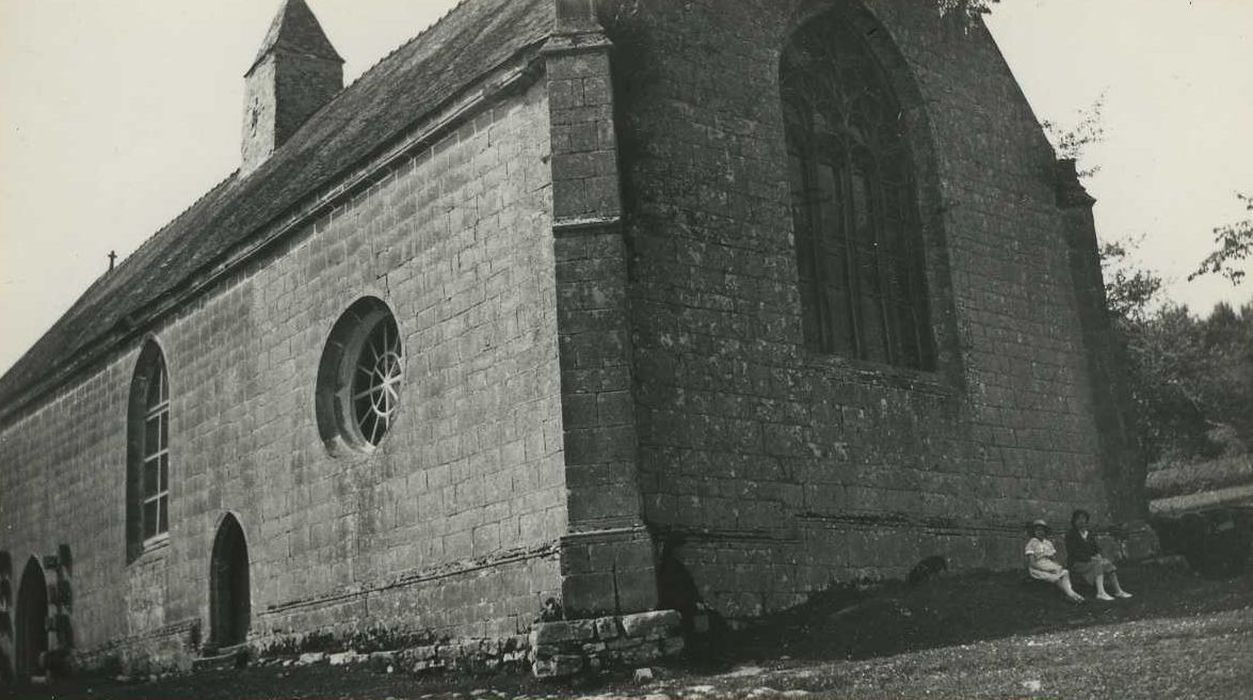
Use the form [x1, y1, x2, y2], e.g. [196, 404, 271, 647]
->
[1109, 572, 1132, 598]
[1095, 573, 1114, 600]
[1058, 572, 1084, 601]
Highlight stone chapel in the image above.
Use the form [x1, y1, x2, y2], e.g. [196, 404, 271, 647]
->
[0, 0, 1144, 678]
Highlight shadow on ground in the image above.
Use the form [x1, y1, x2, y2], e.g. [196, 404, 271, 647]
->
[4, 560, 1251, 699]
[723, 558, 1253, 664]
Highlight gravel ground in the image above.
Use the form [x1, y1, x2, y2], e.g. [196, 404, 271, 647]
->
[649, 607, 1253, 699]
[5, 563, 1251, 699]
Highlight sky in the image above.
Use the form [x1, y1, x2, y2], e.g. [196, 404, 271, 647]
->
[1, 0, 1250, 376]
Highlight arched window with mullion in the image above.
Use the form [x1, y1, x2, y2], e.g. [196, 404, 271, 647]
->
[782, 13, 935, 370]
[140, 358, 170, 542]
[127, 341, 171, 560]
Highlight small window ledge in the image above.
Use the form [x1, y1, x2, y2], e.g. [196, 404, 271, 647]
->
[800, 348, 956, 398]
[130, 534, 171, 565]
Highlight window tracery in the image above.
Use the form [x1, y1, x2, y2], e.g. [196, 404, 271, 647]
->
[781, 14, 935, 370]
[316, 298, 404, 453]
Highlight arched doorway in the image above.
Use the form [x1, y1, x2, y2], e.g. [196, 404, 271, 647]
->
[209, 515, 250, 649]
[15, 557, 48, 680]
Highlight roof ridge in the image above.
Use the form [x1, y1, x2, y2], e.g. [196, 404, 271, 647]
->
[342, 0, 478, 93]
[0, 0, 556, 417]
[11, 172, 247, 374]
[108, 172, 242, 281]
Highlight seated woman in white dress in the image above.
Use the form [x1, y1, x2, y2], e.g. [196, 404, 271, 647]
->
[1025, 519, 1085, 602]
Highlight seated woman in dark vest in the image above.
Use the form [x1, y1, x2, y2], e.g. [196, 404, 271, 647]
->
[1066, 509, 1133, 601]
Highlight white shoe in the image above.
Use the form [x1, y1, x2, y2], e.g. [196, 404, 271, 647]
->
[1096, 592, 1115, 601]
[1115, 591, 1133, 599]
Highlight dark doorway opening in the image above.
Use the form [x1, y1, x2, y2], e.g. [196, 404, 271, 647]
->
[209, 515, 250, 649]
[15, 557, 48, 680]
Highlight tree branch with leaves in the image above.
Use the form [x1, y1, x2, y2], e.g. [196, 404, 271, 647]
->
[1043, 93, 1107, 180]
[935, 0, 1001, 22]
[1190, 192, 1253, 286]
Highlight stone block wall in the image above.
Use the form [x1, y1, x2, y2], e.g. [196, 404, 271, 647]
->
[545, 8, 659, 620]
[530, 609, 682, 677]
[0, 78, 566, 669]
[242, 52, 344, 175]
[602, 0, 1114, 617]
[0, 0, 1137, 675]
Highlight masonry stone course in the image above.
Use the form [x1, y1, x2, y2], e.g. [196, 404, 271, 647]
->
[600, 0, 1135, 618]
[0, 0, 1143, 679]
[1, 75, 565, 670]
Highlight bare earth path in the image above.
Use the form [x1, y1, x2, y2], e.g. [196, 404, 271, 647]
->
[643, 606, 1253, 699]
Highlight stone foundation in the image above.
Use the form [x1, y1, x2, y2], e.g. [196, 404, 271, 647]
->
[254, 635, 531, 676]
[240, 612, 683, 679]
[71, 618, 201, 677]
[529, 610, 684, 678]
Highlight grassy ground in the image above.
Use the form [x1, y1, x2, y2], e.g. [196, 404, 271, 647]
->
[4, 561, 1251, 699]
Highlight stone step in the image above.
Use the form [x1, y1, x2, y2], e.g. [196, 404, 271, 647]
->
[193, 644, 250, 672]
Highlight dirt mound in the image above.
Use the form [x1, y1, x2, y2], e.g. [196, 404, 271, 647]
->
[727, 562, 1253, 663]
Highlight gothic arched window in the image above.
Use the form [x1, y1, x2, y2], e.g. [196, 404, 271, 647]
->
[127, 341, 171, 559]
[781, 13, 935, 370]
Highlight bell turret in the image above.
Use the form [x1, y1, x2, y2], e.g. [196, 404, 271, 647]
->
[241, 0, 343, 175]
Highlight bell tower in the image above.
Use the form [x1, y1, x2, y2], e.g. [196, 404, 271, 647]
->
[241, 0, 343, 175]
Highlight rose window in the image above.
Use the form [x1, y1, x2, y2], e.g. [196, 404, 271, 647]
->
[316, 298, 405, 453]
[351, 317, 403, 446]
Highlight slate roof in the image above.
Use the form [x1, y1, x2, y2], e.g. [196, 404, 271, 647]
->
[0, 0, 556, 418]
[250, 0, 344, 73]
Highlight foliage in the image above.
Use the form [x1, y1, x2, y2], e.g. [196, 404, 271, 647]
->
[1113, 306, 1253, 466]
[1043, 93, 1107, 180]
[936, 0, 1001, 24]
[1193, 302, 1253, 449]
[1190, 192, 1253, 285]
[1145, 453, 1253, 501]
[1100, 240, 1253, 466]
[1100, 237, 1162, 322]
[1119, 304, 1215, 465]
